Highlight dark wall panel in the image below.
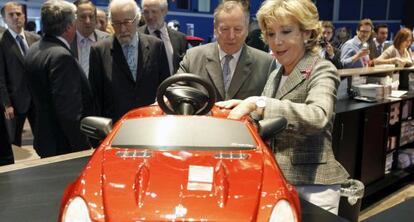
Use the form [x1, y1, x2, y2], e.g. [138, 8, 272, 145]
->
[401, 0, 412, 29]
[389, 0, 403, 20]
[316, 0, 334, 21]
[362, 0, 387, 20]
[339, 0, 361, 20]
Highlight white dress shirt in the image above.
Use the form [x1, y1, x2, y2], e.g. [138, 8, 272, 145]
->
[148, 23, 174, 74]
[218, 46, 242, 82]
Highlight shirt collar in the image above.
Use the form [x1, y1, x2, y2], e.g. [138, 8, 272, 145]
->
[121, 32, 139, 48]
[351, 35, 364, 46]
[374, 38, 385, 47]
[76, 31, 96, 42]
[218, 44, 243, 62]
[8, 28, 25, 40]
[56, 36, 70, 49]
[148, 23, 167, 36]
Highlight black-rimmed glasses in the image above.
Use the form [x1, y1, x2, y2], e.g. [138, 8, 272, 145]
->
[111, 14, 138, 27]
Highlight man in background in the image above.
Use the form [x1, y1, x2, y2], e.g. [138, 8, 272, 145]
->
[71, 0, 109, 78]
[0, 26, 14, 165]
[0, 2, 40, 147]
[89, 0, 170, 121]
[341, 18, 373, 68]
[320, 21, 342, 69]
[138, 0, 187, 74]
[177, 1, 277, 101]
[96, 8, 114, 34]
[369, 23, 391, 59]
[25, 0, 91, 158]
[0, 27, 14, 166]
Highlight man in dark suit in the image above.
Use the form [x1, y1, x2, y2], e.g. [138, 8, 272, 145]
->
[25, 0, 91, 158]
[0, 25, 14, 166]
[89, 0, 170, 122]
[71, 0, 109, 78]
[369, 23, 391, 60]
[138, 0, 187, 74]
[0, 2, 40, 147]
[177, 1, 277, 101]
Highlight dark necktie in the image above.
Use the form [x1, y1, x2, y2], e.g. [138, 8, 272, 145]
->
[154, 30, 162, 39]
[16, 35, 27, 56]
[222, 54, 233, 92]
[377, 44, 383, 54]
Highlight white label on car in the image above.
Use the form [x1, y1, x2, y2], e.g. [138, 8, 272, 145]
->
[187, 165, 214, 191]
[187, 182, 213, 191]
[188, 165, 214, 183]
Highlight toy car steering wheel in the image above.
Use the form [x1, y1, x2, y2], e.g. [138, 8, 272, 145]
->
[156, 73, 216, 115]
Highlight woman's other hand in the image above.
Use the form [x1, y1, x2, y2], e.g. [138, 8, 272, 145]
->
[217, 97, 262, 120]
[215, 99, 243, 109]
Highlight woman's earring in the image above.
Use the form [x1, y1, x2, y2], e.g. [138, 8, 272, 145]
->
[304, 39, 308, 44]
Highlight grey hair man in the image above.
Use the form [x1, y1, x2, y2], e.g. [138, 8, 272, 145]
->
[96, 8, 109, 33]
[138, 0, 187, 74]
[177, 0, 277, 101]
[89, 0, 170, 121]
[71, 0, 109, 77]
[24, 0, 93, 158]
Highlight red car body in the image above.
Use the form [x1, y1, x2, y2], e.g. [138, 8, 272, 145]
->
[59, 106, 301, 222]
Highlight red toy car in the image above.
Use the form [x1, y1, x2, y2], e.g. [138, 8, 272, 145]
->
[59, 74, 301, 222]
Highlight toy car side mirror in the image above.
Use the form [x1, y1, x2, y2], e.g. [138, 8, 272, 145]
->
[258, 117, 287, 141]
[80, 116, 112, 140]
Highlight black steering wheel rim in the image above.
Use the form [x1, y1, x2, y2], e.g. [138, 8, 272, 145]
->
[156, 73, 216, 115]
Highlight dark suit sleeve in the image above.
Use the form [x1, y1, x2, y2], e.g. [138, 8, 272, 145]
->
[88, 45, 104, 116]
[49, 52, 89, 149]
[326, 48, 343, 69]
[176, 48, 191, 74]
[0, 43, 11, 108]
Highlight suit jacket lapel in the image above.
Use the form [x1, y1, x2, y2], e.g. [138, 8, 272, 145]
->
[43, 35, 73, 54]
[226, 45, 252, 100]
[5, 30, 25, 65]
[111, 37, 135, 82]
[275, 53, 315, 99]
[143, 25, 151, 35]
[70, 34, 78, 59]
[205, 43, 225, 100]
[136, 34, 149, 83]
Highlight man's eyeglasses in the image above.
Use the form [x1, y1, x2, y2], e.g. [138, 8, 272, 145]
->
[111, 14, 138, 27]
[358, 30, 371, 34]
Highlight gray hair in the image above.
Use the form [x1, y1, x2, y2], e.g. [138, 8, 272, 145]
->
[141, 0, 168, 10]
[213, 1, 249, 28]
[109, 0, 141, 22]
[41, 0, 77, 36]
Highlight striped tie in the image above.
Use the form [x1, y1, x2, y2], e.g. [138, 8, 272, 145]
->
[222, 54, 233, 92]
[16, 35, 27, 56]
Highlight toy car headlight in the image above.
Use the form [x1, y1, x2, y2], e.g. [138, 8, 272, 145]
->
[62, 196, 92, 222]
[269, 199, 297, 222]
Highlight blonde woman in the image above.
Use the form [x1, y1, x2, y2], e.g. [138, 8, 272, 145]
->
[216, 0, 349, 214]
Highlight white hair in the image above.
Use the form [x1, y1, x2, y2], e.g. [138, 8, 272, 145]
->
[108, 0, 141, 22]
[141, 0, 168, 10]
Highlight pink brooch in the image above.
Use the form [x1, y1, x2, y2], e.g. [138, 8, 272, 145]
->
[301, 69, 312, 79]
[300, 57, 319, 80]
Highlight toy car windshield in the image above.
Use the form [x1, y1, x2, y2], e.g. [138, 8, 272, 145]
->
[111, 116, 257, 150]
